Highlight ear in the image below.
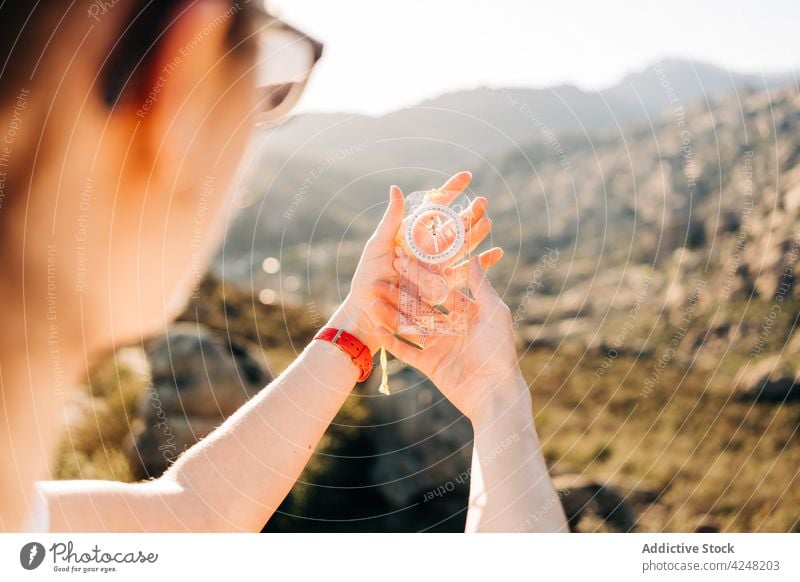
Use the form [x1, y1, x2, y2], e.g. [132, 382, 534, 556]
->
[134, 0, 238, 176]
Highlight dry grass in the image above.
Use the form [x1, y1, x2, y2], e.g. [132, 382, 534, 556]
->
[59, 342, 798, 532]
[521, 349, 800, 532]
[55, 349, 148, 483]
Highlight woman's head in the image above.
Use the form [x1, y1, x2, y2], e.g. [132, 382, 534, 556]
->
[0, 1, 318, 357]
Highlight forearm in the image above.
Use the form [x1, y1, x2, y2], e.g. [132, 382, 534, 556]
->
[161, 336, 360, 530]
[465, 373, 568, 532]
[44, 323, 364, 532]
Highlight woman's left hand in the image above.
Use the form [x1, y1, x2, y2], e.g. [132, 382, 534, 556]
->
[327, 171, 500, 354]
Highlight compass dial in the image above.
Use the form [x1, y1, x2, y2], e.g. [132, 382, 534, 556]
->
[404, 204, 465, 264]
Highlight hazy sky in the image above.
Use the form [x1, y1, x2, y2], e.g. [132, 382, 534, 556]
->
[270, 0, 800, 115]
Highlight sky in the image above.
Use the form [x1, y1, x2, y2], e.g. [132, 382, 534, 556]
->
[269, 0, 800, 115]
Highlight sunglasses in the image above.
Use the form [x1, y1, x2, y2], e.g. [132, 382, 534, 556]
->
[249, 7, 324, 128]
[102, 1, 322, 128]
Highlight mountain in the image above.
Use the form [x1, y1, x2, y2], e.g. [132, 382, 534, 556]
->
[604, 59, 798, 117]
[251, 58, 798, 172]
[219, 58, 800, 312]
[492, 82, 800, 352]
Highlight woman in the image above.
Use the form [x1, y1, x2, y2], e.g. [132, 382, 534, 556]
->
[0, 0, 567, 532]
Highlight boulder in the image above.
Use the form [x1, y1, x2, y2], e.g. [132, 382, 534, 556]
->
[552, 474, 638, 532]
[363, 365, 473, 510]
[692, 515, 721, 533]
[128, 323, 272, 478]
[146, 323, 271, 417]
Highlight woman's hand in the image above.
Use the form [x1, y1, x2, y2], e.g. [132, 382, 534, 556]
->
[327, 171, 499, 355]
[374, 253, 527, 422]
[348, 173, 527, 422]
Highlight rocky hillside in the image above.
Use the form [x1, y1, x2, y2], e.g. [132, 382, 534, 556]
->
[497, 88, 800, 362]
[247, 59, 796, 176]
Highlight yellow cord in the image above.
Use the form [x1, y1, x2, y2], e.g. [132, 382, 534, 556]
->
[378, 347, 390, 395]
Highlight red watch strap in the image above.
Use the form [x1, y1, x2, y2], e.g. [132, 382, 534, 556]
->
[314, 327, 373, 382]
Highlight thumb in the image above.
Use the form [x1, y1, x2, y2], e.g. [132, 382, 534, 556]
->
[467, 255, 500, 304]
[369, 185, 405, 250]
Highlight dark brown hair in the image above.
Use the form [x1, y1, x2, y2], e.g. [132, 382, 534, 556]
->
[101, 1, 256, 107]
[0, 1, 256, 106]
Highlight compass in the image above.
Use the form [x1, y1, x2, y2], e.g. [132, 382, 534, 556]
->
[403, 203, 465, 264]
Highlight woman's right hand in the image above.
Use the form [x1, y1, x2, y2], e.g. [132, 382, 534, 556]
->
[374, 249, 530, 424]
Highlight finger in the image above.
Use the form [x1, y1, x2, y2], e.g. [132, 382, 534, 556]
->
[478, 246, 504, 269]
[462, 196, 487, 228]
[467, 255, 501, 304]
[366, 185, 406, 254]
[466, 217, 492, 253]
[426, 171, 472, 206]
[445, 247, 503, 287]
[440, 171, 472, 195]
[448, 216, 492, 264]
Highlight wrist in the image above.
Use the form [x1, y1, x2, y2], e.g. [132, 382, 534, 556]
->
[327, 297, 379, 354]
[468, 371, 533, 432]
